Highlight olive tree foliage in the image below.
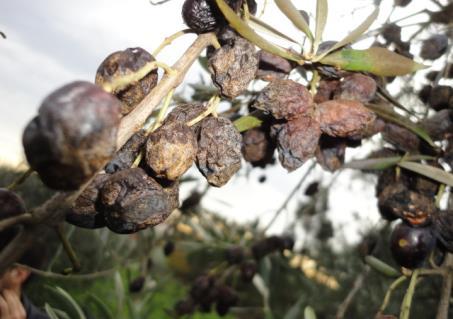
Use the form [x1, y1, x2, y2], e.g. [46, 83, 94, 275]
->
[0, 0, 452, 318]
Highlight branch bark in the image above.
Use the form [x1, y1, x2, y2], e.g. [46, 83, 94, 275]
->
[436, 254, 453, 319]
[0, 33, 216, 274]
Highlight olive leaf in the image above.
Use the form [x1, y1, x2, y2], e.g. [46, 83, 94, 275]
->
[343, 155, 434, 170]
[365, 256, 401, 278]
[215, 0, 303, 63]
[304, 306, 318, 319]
[313, 0, 328, 53]
[398, 161, 453, 187]
[45, 286, 86, 319]
[234, 115, 263, 132]
[249, 15, 299, 44]
[274, 0, 314, 41]
[319, 47, 427, 76]
[365, 103, 435, 147]
[45, 304, 61, 319]
[313, 7, 379, 61]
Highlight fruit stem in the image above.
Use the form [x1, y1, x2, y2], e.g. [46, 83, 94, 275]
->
[435, 184, 446, 209]
[152, 29, 193, 57]
[187, 95, 221, 127]
[400, 269, 420, 319]
[377, 275, 407, 316]
[55, 224, 81, 273]
[436, 254, 453, 319]
[6, 168, 34, 191]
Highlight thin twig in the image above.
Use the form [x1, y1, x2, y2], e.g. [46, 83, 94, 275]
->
[15, 263, 117, 280]
[376, 275, 408, 317]
[336, 266, 370, 319]
[56, 224, 81, 272]
[436, 254, 453, 319]
[400, 269, 421, 319]
[6, 168, 34, 190]
[153, 29, 193, 57]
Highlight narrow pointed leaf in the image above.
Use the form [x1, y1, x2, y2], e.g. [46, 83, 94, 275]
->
[274, 0, 314, 40]
[398, 161, 453, 187]
[365, 256, 401, 278]
[304, 306, 317, 319]
[314, 7, 379, 61]
[343, 155, 434, 170]
[234, 115, 263, 132]
[365, 103, 435, 146]
[45, 304, 60, 319]
[313, 0, 328, 52]
[215, 0, 303, 63]
[46, 286, 86, 319]
[249, 15, 299, 44]
[320, 47, 427, 76]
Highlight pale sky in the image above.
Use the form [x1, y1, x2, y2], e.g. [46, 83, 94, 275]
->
[0, 0, 440, 246]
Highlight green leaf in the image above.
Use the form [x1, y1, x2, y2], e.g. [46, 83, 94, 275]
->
[313, 0, 328, 53]
[365, 103, 435, 146]
[274, 0, 314, 40]
[233, 115, 263, 132]
[398, 161, 453, 187]
[343, 155, 434, 170]
[215, 0, 303, 63]
[365, 256, 401, 278]
[283, 295, 304, 319]
[249, 15, 299, 44]
[319, 47, 427, 76]
[304, 306, 317, 319]
[85, 294, 114, 319]
[46, 286, 86, 319]
[314, 7, 379, 61]
[45, 304, 60, 319]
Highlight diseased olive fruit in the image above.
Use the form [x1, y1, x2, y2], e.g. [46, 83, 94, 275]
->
[208, 36, 258, 99]
[432, 210, 453, 253]
[215, 285, 238, 316]
[66, 174, 109, 229]
[196, 116, 242, 187]
[164, 103, 207, 129]
[382, 123, 420, 153]
[99, 168, 177, 234]
[95, 47, 158, 115]
[314, 79, 340, 104]
[225, 246, 244, 264]
[146, 122, 197, 181]
[23, 81, 121, 190]
[273, 116, 321, 172]
[240, 260, 257, 282]
[315, 136, 346, 172]
[254, 79, 314, 120]
[333, 73, 377, 103]
[390, 222, 435, 269]
[182, 0, 242, 34]
[420, 34, 448, 60]
[315, 99, 376, 138]
[105, 130, 147, 173]
[256, 50, 293, 81]
[241, 127, 275, 167]
[174, 298, 195, 316]
[427, 85, 452, 111]
[0, 188, 26, 219]
[164, 241, 175, 256]
[129, 276, 145, 293]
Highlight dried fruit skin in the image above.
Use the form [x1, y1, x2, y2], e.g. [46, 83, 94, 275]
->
[420, 34, 448, 60]
[241, 127, 275, 167]
[316, 99, 376, 138]
[390, 222, 435, 269]
[208, 36, 258, 99]
[196, 116, 242, 187]
[95, 48, 158, 115]
[315, 136, 346, 172]
[314, 79, 340, 104]
[66, 174, 109, 229]
[254, 79, 314, 120]
[0, 188, 26, 219]
[146, 122, 197, 181]
[164, 103, 207, 127]
[23, 81, 121, 190]
[382, 122, 420, 152]
[256, 50, 293, 81]
[99, 168, 175, 234]
[378, 182, 435, 226]
[105, 130, 147, 173]
[182, 0, 241, 34]
[274, 116, 321, 172]
[334, 73, 377, 103]
[428, 85, 452, 111]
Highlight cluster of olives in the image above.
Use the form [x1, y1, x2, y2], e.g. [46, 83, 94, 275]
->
[170, 235, 293, 317]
